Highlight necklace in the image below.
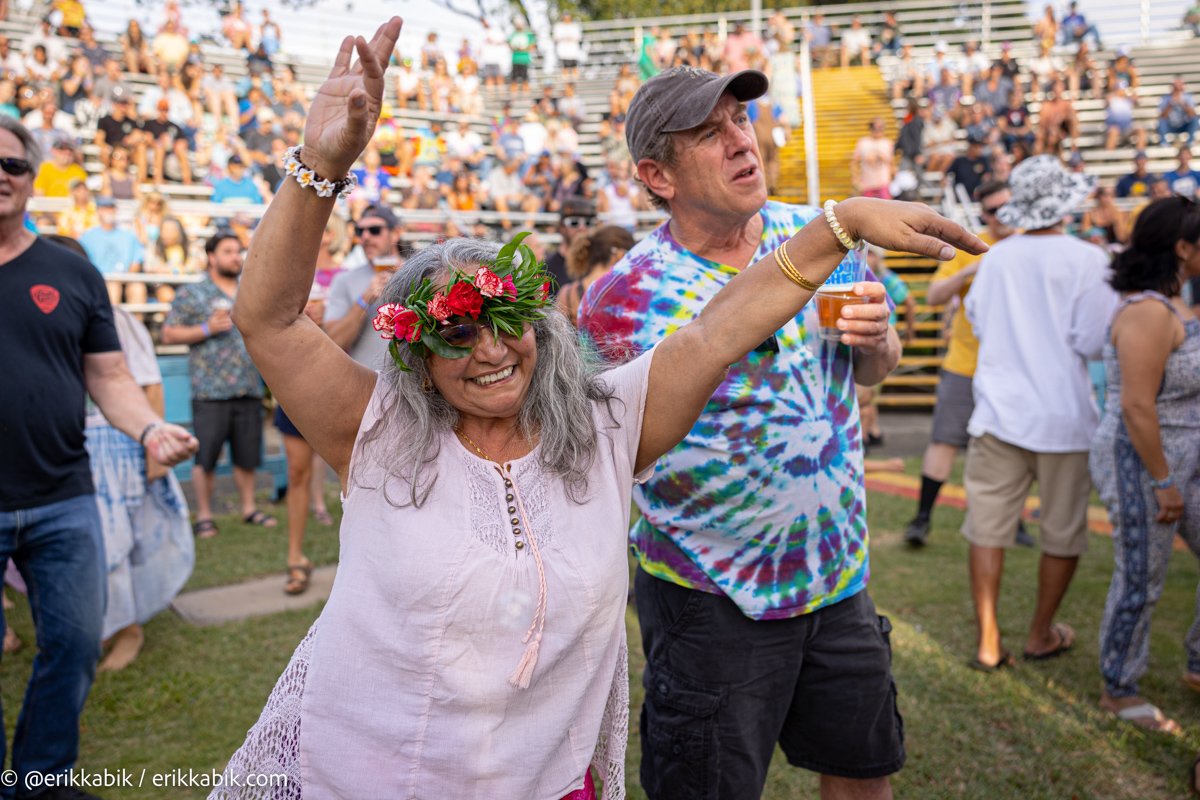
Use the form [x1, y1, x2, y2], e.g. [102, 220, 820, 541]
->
[455, 428, 494, 462]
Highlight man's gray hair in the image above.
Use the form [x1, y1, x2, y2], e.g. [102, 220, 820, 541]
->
[0, 116, 42, 171]
[352, 238, 617, 507]
[637, 132, 677, 211]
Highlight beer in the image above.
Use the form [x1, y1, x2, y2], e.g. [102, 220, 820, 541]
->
[814, 286, 866, 342]
[372, 255, 400, 273]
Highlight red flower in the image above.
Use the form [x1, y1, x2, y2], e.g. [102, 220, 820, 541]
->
[446, 281, 484, 319]
[392, 308, 423, 343]
[372, 303, 402, 340]
[426, 291, 451, 322]
[500, 275, 518, 300]
[474, 267, 504, 298]
[539, 281, 551, 301]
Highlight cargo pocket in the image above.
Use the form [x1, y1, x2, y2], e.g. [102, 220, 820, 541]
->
[639, 666, 723, 800]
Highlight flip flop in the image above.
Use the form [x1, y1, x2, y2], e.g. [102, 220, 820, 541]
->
[192, 519, 219, 539]
[1109, 701, 1181, 734]
[243, 510, 279, 528]
[968, 651, 1015, 673]
[1023, 622, 1075, 661]
[312, 509, 334, 526]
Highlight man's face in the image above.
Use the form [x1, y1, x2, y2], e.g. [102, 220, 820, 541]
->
[1181, 150, 1193, 170]
[644, 93, 766, 223]
[1135, 157, 1148, 174]
[98, 205, 117, 228]
[0, 130, 33, 221]
[209, 239, 244, 277]
[357, 214, 396, 260]
[227, 161, 245, 179]
[979, 188, 1013, 238]
[52, 144, 72, 165]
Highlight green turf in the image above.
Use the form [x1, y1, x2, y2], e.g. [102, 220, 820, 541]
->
[3, 488, 1197, 798]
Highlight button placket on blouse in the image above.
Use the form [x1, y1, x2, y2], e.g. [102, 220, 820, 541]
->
[496, 465, 526, 552]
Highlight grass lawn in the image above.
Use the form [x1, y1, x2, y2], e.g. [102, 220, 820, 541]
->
[4, 488, 1199, 798]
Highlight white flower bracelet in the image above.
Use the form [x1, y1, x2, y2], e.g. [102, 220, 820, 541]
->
[282, 145, 357, 199]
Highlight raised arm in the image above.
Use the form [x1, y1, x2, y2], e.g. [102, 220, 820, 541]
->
[232, 17, 402, 486]
[634, 199, 986, 472]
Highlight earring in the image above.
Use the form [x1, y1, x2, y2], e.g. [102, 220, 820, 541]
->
[421, 376, 432, 392]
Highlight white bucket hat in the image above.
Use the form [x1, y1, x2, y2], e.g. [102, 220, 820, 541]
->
[996, 155, 1094, 231]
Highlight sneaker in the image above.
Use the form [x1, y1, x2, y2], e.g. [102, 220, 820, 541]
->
[904, 516, 931, 547]
[1015, 520, 1036, 548]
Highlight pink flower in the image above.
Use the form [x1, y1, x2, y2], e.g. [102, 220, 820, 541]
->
[500, 275, 518, 300]
[474, 267, 504, 298]
[446, 282, 484, 319]
[426, 291, 451, 321]
[392, 308, 423, 343]
[372, 303, 402, 340]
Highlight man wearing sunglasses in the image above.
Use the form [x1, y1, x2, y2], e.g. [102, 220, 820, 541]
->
[903, 180, 1028, 549]
[544, 196, 595, 288]
[324, 203, 403, 368]
[0, 116, 197, 798]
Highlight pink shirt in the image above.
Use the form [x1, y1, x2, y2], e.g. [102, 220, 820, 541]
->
[215, 350, 655, 800]
[853, 135, 895, 192]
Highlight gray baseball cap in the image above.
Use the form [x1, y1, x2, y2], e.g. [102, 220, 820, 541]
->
[625, 66, 769, 163]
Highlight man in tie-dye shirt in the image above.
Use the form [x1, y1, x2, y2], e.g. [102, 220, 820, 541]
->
[579, 66, 905, 799]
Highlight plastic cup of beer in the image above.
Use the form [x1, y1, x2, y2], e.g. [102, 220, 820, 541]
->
[814, 254, 867, 343]
[372, 254, 400, 273]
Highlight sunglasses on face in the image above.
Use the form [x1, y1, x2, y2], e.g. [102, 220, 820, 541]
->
[0, 157, 33, 177]
[981, 203, 1005, 215]
[355, 224, 387, 237]
[439, 321, 522, 350]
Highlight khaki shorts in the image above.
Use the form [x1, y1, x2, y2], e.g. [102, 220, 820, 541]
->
[962, 433, 1091, 557]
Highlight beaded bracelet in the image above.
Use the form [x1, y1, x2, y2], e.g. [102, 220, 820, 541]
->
[823, 200, 863, 252]
[283, 146, 358, 199]
[1150, 475, 1175, 491]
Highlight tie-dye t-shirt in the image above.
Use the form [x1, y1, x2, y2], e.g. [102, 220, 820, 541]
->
[578, 200, 878, 621]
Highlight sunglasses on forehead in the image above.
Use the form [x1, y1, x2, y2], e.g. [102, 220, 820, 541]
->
[0, 157, 33, 177]
[355, 224, 387, 237]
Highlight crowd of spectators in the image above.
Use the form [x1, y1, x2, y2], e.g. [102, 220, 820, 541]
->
[875, 3, 1200, 251]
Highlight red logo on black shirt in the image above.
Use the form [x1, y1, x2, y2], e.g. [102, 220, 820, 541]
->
[30, 284, 60, 314]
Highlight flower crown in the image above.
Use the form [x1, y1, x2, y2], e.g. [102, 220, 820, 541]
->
[372, 232, 554, 371]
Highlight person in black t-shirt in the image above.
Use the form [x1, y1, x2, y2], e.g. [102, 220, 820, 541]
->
[95, 90, 148, 181]
[0, 117, 197, 797]
[142, 98, 193, 184]
[945, 136, 993, 200]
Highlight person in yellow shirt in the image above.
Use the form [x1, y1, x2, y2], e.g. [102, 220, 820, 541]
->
[54, 0, 86, 36]
[904, 180, 1030, 548]
[56, 178, 98, 238]
[33, 139, 87, 197]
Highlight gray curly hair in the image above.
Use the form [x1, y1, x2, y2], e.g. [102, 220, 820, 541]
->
[351, 238, 617, 507]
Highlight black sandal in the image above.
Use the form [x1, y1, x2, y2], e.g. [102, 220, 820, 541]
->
[242, 510, 279, 528]
[967, 651, 1015, 673]
[192, 519, 219, 538]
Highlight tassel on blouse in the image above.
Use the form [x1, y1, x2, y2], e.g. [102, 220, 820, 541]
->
[503, 465, 549, 689]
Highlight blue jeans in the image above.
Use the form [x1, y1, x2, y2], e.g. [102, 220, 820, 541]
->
[1158, 116, 1199, 145]
[0, 495, 105, 799]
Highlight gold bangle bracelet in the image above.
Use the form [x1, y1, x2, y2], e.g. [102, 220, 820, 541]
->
[773, 244, 823, 292]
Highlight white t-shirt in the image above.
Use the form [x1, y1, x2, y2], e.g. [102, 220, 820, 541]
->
[842, 28, 871, 55]
[965, 233, 1118, 452]
[482, 28, 508, 67]
[553, 20, 582, 61]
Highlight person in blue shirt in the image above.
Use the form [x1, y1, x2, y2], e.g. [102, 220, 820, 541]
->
[210, 155, 264, 205]
[1061, 2, 1102, 47]
[1115, 151, 1153, 198]
[1164, 144, 1200, 199]
[79, 197, 144, 276]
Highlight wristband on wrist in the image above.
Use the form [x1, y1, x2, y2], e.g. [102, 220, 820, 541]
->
[356, 296, 370, 311]
[1150, 475, 1175, 490]
[139, 421, 163, 447]
[201, 322, 210, 337]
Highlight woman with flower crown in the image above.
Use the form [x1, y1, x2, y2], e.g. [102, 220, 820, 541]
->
[213, 18, 983, 800]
